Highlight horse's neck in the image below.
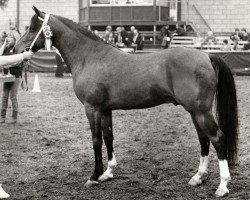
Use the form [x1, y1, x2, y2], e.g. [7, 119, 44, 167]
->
[51, 23, 105, 74]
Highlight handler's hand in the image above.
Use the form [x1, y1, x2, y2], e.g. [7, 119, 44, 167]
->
[22, 51, 34, 60]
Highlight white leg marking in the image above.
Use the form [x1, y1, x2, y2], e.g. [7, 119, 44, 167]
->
[215, 160, 231, 197]
[188, 156, 209, 186]
[0, 184, 10, 199]
[98, 153, 117, 182]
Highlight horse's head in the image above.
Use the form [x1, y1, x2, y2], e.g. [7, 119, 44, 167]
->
[15, 6, 48, 53]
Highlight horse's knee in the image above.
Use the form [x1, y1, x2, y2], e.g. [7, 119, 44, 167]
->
[93, 138, 102, 149]
[103, 132, 113, 143]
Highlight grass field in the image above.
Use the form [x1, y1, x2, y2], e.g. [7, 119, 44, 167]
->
[0, 73, 249, 200]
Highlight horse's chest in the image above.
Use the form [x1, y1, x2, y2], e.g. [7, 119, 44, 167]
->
[74, 78, 108, 106]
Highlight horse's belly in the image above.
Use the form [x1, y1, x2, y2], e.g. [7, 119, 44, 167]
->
[106, 85, 177, 110]
[108, 96, 177, 110]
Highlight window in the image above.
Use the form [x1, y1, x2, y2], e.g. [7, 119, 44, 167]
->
[114, 0, 153, 5]
[90, 0, 153, 6]
[91, 0, 111, 5]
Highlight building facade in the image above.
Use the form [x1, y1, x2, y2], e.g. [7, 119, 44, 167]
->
[0, 0, 250, 35]
[0, 0, 79, 34]
[79, 0, 183, 31]
[183, 0, 250, 33]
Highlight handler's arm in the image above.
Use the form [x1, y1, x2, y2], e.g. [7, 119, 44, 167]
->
[0, 52, 33, 67]
[0, 54, 24, 67]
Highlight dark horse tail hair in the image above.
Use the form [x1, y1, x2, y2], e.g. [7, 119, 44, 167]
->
[209, 54, 238, 165]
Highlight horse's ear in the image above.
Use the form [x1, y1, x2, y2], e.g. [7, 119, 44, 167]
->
[32, 6, 43, 17]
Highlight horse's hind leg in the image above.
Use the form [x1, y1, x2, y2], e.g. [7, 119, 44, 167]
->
[84, 103, 103, 188]
[190, 111, 231, 197]
[98, 110, 117, 182]
[188, 113, 210, 186]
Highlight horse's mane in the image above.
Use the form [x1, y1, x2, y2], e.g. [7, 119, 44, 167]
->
[56, 16, 102, 41]
[56, 15, 119, 49]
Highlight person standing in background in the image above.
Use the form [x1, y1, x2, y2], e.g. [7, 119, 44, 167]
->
[158, 24, 171, 49]
[9, 23, 21, 41]
[104, 25, 112, 42]
[0, 35, 22, 124]
[128, 26, 135, 45]
[131, 29, 143, 51]
[0, 32, 7, 45]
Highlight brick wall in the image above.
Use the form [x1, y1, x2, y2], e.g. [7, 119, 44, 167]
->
[181, 0, 250, 33]
[0, 0, 79, 34]
[0, 0, 17, 33]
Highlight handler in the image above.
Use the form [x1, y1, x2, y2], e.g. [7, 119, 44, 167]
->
[0, 38, 33, 199]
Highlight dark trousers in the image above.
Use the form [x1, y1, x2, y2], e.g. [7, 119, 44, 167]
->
[1, 78, 20, 112]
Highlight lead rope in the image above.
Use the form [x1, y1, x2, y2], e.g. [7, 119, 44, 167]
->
[21, 61, 29, 91]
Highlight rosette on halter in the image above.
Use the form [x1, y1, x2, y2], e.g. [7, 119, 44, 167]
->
[43, 25, 53, 50]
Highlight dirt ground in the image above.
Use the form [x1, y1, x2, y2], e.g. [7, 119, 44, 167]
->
[0, 73, 249, 200]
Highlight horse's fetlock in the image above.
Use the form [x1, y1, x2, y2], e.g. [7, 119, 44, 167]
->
[221, 175, 231, 182]
[198, 168, 207, 176]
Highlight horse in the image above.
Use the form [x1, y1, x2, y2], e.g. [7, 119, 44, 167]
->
[15, 6, 238, 197]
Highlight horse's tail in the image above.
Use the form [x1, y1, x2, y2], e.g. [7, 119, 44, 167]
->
[209, 54, 238, 165]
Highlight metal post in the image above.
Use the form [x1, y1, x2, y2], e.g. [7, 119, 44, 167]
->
[153, 25, 156, 45]
[153, 0, 156, 21]
[87, 0, 90, 26]
[78, 0, 82, 23]
[16, 0, 20, 32]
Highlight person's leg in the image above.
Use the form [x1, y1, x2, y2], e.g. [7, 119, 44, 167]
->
[0, 83, 10, 123]
[10, 78, 20, 123]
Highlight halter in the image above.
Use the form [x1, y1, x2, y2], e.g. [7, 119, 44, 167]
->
[27, 13, 53, 51]
[22, 13, 52, 91]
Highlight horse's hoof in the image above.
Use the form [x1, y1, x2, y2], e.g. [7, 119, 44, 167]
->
[84, 180, 99, 188]
[98, 172, 113, 182]
[188, 177, 202, 186]
[215, 187, 229, 197]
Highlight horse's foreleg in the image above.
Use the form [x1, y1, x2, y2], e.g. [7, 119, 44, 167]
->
[191, 111, 231, 197]
[84, 103, 103, 188]
[98, 110, 117, 182]
[189, 113, 210, 186]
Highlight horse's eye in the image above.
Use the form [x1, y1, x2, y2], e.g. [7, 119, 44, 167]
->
[29, 27, 35, 33]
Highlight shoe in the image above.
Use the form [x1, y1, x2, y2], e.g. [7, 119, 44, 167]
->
[0, 117, 5, 123]
[0, 110, 6, 124]
[9, 111, 18, 124]
[9, 118, 17, 124]
[0, 184, 10, 199]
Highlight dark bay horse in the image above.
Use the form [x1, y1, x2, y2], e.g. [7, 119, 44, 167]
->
[15, 7, 238, 197]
